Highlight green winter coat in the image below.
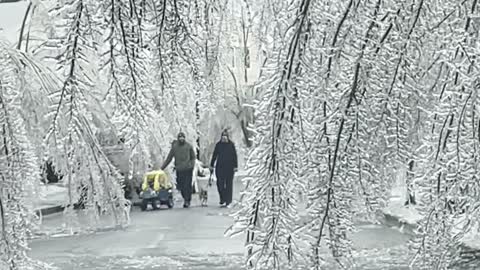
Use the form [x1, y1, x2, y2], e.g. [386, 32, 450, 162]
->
[161, 140, 196, 172]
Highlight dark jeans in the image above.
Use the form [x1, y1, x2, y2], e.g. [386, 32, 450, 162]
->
[176, 169, 193, 202]
[216, 168, 234, 205]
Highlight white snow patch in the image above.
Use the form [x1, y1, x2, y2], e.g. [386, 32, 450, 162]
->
[383, 184, 422, 226]
[113, 256, 184, 268]
[235, 170, 248, 177]
[383, 200, 422, 226]
[449, 216, 480, 250]
[383, 184, 480, 250]
[357, 224, 384, 230]
[34, 184, 67, 210]
[462, 234, 480, 250]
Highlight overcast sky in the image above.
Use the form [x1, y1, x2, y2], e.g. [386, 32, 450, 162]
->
[0, 1, 29, 45]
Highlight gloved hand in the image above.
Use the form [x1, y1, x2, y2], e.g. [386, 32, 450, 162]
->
[208, 178, 213, 187]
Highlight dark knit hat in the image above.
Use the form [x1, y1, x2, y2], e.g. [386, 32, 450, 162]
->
[178, 132, 185, 138]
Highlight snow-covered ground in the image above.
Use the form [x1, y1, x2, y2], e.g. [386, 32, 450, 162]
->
[34, 171, 480, 251]
[31, 167, 244, 213]
[382, 185, 422, 226]
[28, 174, 480, 269]
[29, 179, 418, 270]
[34, 183, 67, 211]
[382, 182, 480, 250]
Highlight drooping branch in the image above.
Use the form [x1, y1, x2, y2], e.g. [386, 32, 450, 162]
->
[326, 0, 353, 79]
[314, 62, 360, 266]
[17, 2, 33, 51]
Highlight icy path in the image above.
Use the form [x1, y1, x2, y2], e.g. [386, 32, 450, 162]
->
[28, 207, 411, 269]
[29, 206, 243, 269]
[26, 179, 459, 269]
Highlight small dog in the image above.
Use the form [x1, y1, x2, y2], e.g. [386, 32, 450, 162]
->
[199, 187, 208, 207]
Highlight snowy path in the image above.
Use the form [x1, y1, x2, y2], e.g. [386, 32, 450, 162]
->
[29, 209, 412, 269]
[29, 205, 244, 269]
[26, 179, 447, 269]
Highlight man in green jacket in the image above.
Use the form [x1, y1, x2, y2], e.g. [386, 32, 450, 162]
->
[161, 132, 196, 208]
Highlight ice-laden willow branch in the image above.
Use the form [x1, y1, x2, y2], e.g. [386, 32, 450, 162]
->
[141, 0, 228, 158]
[43, 0, 130, 227]
[148, 0, 207, 95]
[101, 0, 161, 174]
[99, 0, 214, 169]
[228, 0, 313, 269]
[0, 45, 56, 270]
[409, 0, 480, 268]
[157, 0, 227, 151]
[410, 75, 480, 269]
[298, 0, 402, 268]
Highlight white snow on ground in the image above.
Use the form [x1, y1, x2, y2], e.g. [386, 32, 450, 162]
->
[450, 216, 480, 250]
[382, 182, 480, 250]
[235, 169, 248, 177]
[382, 186, 422, 226]
[32, 168, 480, 250]
[462, 232, 480, 250]
[112, 256, 185, 269]
[382, 171, 423, 225]
[32, 254, 245, 270]
[34, 184, 67, 210]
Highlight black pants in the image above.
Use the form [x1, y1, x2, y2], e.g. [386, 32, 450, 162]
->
[176, 169, 193, 202]
[216, 168, 234, 205]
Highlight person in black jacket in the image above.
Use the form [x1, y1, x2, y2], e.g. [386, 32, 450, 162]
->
[210, 130, 238, 207]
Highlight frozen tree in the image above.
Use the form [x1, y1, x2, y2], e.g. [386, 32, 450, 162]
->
[2, 0, 479, 268]
[229, 0, 313, 269]
[38, 0, 131, 227]
[0, 0, 231, 259]
[13, 0, 235, 223]
[408, 0, 480, 268]
[222, 0, 256, 148]
[144, 0, 232, 163]
[232, 0, 479, 269]
[230, 0, 395, 267]
[0, 43, 55, 270]
[34, 0, 225, 219]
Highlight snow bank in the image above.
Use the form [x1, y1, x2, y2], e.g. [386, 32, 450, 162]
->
[383, 184, 422, 226]
[383, 185, 480, 250]
[34, 184, 67, 210]
[449, 216, 480, 250]
[462, 233, 480, 250]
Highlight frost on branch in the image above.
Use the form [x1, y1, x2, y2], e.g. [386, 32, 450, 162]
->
[0, 44, 54, 270]
[42, 0, 130, 228]
[231, 0, 478, 269]
[408, 0, 480, 268]
[230, 0, 313, 269]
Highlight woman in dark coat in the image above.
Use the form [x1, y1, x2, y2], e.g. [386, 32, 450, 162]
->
[210, 130, 238, 207]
